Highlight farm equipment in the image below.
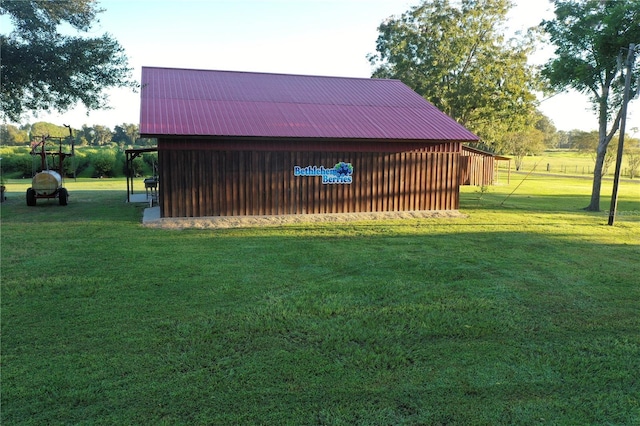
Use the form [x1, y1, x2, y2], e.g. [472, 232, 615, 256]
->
[27, 126, 74, 206]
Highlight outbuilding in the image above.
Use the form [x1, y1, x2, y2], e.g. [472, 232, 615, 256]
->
[460, 145, 511, 186]
[139, 67, 479, 218]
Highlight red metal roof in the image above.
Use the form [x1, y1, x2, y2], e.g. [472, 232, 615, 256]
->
[139, 67, 479, 142]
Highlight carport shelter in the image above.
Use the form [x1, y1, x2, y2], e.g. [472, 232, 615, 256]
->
[139, 67, 479, 218]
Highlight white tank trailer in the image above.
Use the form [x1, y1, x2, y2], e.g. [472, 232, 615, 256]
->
[27, 170, 68, 206]
[27, 127, 74, 206]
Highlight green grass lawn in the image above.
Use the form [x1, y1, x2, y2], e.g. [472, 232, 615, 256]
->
[1, 176, 639, 425]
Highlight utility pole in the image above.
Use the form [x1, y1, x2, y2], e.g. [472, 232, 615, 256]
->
[608, 43, 637, 226]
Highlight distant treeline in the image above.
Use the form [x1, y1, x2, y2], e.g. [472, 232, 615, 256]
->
[1, 122, 156, 147]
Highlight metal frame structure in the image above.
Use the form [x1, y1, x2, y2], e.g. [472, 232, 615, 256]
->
[125, 147, 158, 203]
[27, 126, 74, 206]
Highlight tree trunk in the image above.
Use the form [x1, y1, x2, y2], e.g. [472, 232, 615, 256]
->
[585, 90, 617, 212]
[585, 141, 607, 211]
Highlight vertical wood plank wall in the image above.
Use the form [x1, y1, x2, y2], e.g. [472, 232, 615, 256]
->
[460, 153, 495, 186]
[159, 148, 460, 217]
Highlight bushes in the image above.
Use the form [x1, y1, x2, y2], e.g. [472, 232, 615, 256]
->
[130, 156, 146, 177]
[90, 150, 117, 177]
[0, 146, 157, 179]
[0, 147, 33, 178]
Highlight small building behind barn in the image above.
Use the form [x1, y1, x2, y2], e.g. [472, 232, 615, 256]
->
[460, 145, 511, 186]
[139, 67, 479, 218]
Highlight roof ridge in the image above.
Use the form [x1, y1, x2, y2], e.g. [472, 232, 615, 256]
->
[141, 66, 402, 83]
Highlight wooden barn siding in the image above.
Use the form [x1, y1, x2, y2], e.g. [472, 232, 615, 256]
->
[158, 149, 460, 217]
[460, 153, 494, 186]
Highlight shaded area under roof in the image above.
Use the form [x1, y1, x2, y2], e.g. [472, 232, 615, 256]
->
[139, 67, 479, 142]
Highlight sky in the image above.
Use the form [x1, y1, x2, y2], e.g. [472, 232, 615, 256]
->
[5, 0, 639, 134]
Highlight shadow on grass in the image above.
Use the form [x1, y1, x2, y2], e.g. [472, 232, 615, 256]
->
[461, 190, 640, 221]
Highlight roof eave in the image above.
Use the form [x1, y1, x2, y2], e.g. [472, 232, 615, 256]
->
[140, 133, 479, 143]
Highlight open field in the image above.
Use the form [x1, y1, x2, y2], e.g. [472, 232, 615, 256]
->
[1, 176, 639, 425]
[507, 150, 637, 178]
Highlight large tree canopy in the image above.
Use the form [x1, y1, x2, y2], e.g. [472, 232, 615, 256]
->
[541, 0, 640, 211]
[368, 0, 540, 152]
[0, 0, 136, 122]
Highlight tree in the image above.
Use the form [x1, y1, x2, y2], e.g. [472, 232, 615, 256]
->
[570, 130, 618, 175]
[74, 124, 112, 146]
[30, 122, 70, 139]
[0, 124, 29, 145]
[368, 0, 540, 151]
[91, 125, 114, 146]
[78, 125, 96, 146]
[570, 130, 600, 153]
[113, 123, 139, 147]
[504, 124, 546, 171]
[0, 0, 136, 122]
[556, 130, 571, 149]
[534, 112, 559, 149]
[627, 147, 640, 179]
[541, 0, 640, 211]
